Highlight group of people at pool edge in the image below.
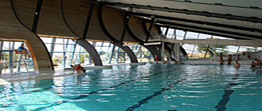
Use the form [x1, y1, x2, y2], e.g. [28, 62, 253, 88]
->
[154, 52, 261, 69]
[219, 52, 262, 69]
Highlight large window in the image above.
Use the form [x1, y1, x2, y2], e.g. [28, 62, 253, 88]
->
[40, 37, 154, 67]
[40, 37, 90, 68]
[161, 27, 262, 60]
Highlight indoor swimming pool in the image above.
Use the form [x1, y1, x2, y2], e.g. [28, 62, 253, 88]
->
[0, 64, 262, 111]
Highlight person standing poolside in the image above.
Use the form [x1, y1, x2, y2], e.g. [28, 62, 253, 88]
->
[219, 52, 224, 65]
[247, 52, 251, 59]
[71, 64, 86, 74]
[17, 44, 31, 59]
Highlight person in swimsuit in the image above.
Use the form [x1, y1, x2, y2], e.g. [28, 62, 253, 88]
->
[251, 61, 258, 69]
[71, 64, 86, 74]
[227, 55, 232, 65]
[154, 54, 159, 64]
[254, 59, 262, 68]
[233, 61, 240, 67]
[154, 54, 158, 61]
[247, 52, 251, 59]
[219, 52, 224, 65]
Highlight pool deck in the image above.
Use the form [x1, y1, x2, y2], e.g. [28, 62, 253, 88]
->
[0, 62, 147, 85]
[0, 60, 253, 85]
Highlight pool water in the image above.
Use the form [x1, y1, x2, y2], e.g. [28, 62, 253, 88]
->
[0, 64, 262, 111]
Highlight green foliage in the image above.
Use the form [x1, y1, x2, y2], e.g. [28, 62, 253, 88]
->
[3, 64, 17, 68]
[246, 48, 253, 52]
[52, 57, 59, 61]
[143, 51, 151, 58]
[80, 54, 84, 63]
[197, 44, 227, 56]
[53, 62, 58, 66]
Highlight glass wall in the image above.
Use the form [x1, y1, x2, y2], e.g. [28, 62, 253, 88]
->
[40, 37, 154, 68]
[127, 44, 154, 62]
[161, 27, 262, 60]
[40, 38, 90, 68]
[0, 37, 155, 73]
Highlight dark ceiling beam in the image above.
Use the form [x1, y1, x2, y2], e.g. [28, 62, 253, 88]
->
[82, 0, 96, 40]
[155, 20, 261, 40]
[131, 12, 262, 33]
[101, 2, 262, 23]
[145, 17, 155, 42]
[31, 0, 43, 33]
[164, 0, 261, 10]
[98, 4, 118, 42]
[120, 8, 132, 44]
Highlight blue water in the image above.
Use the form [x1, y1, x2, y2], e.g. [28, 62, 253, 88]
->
[0, 64, 262, 111]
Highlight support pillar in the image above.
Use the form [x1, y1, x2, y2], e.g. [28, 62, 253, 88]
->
[162, 42, 165, 61]
[214, 46, 216, 61]
[175, 43, 180, 61]
[236, 46, 240, 53]
[181, 31, 187, 46]
[0, 41, 3, 62]
[49, 38, 56, 57]
[204, 35, 214, 58]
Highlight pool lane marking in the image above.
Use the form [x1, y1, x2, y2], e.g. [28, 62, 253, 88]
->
[125, 74, 196, 111]
[30, 65, 177, 111]
[214, 73, 240, 111]
[74, 67, 176, 99]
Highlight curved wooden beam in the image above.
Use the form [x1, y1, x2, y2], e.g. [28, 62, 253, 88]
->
[77, 39, 103, 66]
[99, 4, 138, 63]
[144, 46, 161, 61]
[145, 21, 162, 39]
[101, 5, 137, 42]
[61, 0, 104, 66]
[127, 16, 147, 43]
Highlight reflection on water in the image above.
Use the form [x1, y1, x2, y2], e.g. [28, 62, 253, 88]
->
[0, 64, 262, 111]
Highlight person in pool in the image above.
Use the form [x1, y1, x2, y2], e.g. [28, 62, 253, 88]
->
[233, 61, 240, 67]
[254, 59, 262, 68]
[251, 61, 258, 69]
[227, 55, 232, 65]
[71, 64, 86, 74]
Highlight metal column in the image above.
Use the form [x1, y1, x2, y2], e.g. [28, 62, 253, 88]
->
[162, 42, 165, 61]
